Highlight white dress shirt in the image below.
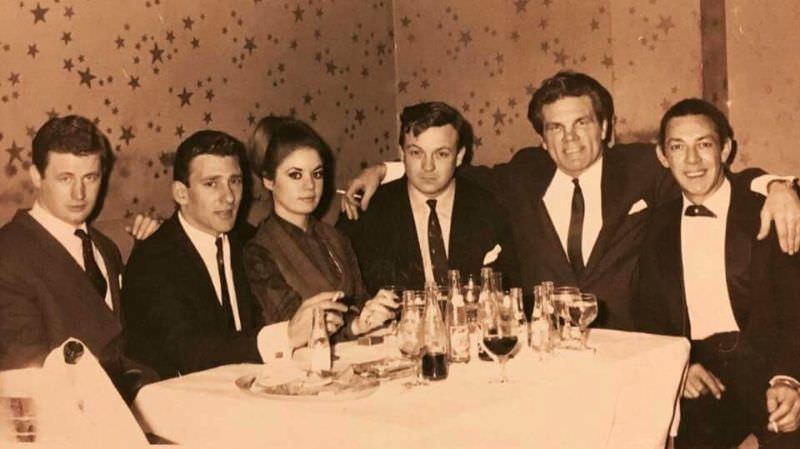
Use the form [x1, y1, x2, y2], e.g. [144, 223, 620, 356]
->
[29, 202, 113, 310]
[407, 181, 456, 285]
[680, 179, 740, 340]
[542, 157, 604, 265]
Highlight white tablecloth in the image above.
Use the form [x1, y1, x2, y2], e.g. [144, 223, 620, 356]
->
[133, 329, 688, 448]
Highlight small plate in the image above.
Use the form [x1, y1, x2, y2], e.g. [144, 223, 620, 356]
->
[235, 367, 379, 402]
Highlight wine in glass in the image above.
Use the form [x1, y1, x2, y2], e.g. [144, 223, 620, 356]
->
[479, 295, 519, 383]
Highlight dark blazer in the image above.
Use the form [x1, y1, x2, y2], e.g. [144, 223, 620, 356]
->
[122, 213, 264, 379]
[635, 173, 800, 382]
[337, 176, 520, 293]
[460, 144, 763, 330]
[0, 210, 127, 375]
[244, 215, 368, 329]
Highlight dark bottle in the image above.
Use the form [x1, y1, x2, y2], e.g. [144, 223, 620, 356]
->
[421, 352, 449, 380]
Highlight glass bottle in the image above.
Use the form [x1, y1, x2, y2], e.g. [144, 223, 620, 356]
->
[530, 285, 552, 353]
[446, 270, 470, 363]
[509, 287, 528, 347]
[477, 268, 498, 361]
[421, 282, 449, 380]
[308, 307, 331, 374]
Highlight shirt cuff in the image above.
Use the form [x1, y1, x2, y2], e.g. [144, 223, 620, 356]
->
[256, 322, 291, 362]
[751, 175, 798, 196]
[769, 375, 800, 389]
[383, 161, 405, 184]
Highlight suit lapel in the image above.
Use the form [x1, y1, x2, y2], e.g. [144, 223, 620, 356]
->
[263, 216, 337, 295]
[725, 176, 758, 327]
[448, 181, 468, 270]
[397, 184, 425, 287]
[17, 212, 118, 321]
[657, 200, 691, 337]
[90, 228, 122, 317]
[532, 163, 576, 283]
[585, 152, 628, 276]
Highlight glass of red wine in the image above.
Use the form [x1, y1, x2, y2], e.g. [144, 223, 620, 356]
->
[479, 295, 519, 383]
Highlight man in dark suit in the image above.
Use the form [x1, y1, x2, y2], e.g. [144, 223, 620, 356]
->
[0, 115, 146, 402]
[343, 71, 800, 330]
[122, 130, 347, 379]
[338, 102, 518, 292]
[636, 99, 800, 448]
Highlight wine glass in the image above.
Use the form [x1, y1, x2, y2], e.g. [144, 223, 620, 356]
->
[479, 295, 519, 383]
[575, 293, 598, 350]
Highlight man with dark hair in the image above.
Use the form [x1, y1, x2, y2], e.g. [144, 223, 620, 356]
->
[0, 115, 148, 402]
[338, 101, 518, 292]
[122, 130, 346, 378]
[343, 71, 800, 329]
[637, 98, 800, 448]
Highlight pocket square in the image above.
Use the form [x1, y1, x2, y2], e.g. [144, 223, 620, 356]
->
[627, 199, 648, 215]
[482, 244, 502, 265]
[118, 274, 123, 289]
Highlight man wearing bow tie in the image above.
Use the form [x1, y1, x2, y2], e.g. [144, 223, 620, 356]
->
[637, 99, 800, 448]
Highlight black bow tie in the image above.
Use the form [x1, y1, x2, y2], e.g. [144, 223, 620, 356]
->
[685, 204, 716, 218]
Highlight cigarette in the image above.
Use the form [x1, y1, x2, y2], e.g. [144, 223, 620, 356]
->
[335, 189, 363, 200]
[770, 420, 779, 433]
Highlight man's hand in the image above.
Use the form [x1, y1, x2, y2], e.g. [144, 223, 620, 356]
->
[350, 289, 399, 335]
[340, 164, 387, 220]
[124, 213, 162, 241]
[288, 291, 348, 349]
[767, 385, 800, 433]
[683, 363, 726, 399]
[758, 180, 800, 255]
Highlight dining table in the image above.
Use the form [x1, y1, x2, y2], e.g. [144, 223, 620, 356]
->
[133, 329, 689, 448]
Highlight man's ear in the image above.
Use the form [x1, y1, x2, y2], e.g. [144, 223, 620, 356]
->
[721, 138, 733, 164]
[29, 165, 43, 189]
[455, 147, 465, 167]
[261, 177, 274, 192]
[655, 145, 670, 168]
[172, 181, 190, 206]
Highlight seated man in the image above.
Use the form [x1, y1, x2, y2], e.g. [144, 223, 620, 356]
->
[122, 130, 347, 379]
[338, 101, 519, 292]
[636, 99, 800, 448]
[0, 115, 151, 402]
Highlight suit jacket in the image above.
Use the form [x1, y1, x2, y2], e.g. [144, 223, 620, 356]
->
[635, 173, 800, 382]
[122, 213, 264, 379]
[0, 210, 125, 373]
[337, 176, 520, 294]
[460, 144, 762, 330]
[244, 215, 368, 330]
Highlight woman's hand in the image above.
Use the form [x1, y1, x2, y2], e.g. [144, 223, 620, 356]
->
[351, 289, 399, 335]
[288, 291, 348, 349]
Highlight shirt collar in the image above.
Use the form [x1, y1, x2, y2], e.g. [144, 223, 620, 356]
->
[178, 211, 225, 251]
[681, 177, 731, 219]
[407, 178, 456, 218]
[29, 201, 88, 241]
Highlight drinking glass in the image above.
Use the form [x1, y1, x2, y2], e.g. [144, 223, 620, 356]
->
[397, 298, 425, 386]
[479, 295, 519, 383]
[552, 286, 580, 347]
[576, 293, 598, 350]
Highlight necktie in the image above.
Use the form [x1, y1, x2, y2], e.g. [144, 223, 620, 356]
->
[684, 204, 716, 218]
[426, 199, 448, 285]
[567, 178, 585, 277]
[74, 229, 108, 299]
[215, 237, 236, 330]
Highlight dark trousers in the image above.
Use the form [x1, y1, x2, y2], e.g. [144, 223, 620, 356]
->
[676, 332, 800, 449]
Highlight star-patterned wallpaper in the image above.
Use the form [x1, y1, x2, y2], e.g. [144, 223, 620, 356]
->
[0, 0, 397, 225]
[727, 1, 800, 175]
[393, 0, 703, 166]
[1, 0, 796, 227]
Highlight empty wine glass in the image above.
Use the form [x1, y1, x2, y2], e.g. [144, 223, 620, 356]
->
[479, 294, 519, 383]
[552, 286, 580, 348]
[576, 293, 598, 351]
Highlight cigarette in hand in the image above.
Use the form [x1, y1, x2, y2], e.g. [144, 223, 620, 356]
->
[770, 420, 779, 433]
[335, 189, 363, 200]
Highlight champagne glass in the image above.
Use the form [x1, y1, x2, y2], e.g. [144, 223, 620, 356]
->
[398, 292, 425, 386]
[479, 295, 519, 383]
